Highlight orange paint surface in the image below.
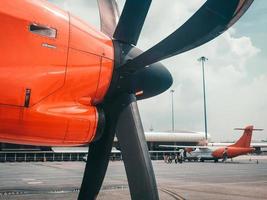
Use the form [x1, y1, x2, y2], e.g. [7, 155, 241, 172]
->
[211, 126, 255, 159]
[0, 0, 114, 146]
[212, 147, 254, 159]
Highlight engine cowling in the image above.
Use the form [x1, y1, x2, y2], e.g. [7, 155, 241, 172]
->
[0, 0, 113, 146]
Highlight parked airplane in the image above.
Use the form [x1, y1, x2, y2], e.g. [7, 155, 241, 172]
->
[209, 142, 267, 154]
[161, 125, 264, 162]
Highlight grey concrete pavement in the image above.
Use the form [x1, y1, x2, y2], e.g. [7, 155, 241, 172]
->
[0, 155, 266, 199]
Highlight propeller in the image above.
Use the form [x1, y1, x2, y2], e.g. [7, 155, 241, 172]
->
[78, 0, 254, 199]
[113, 0, 152, 45]
[97, 0, 120, 37]
[121, 0, 254, 73]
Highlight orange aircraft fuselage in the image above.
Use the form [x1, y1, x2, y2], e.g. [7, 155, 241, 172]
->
[212, 146, 254, 159]
[211, 126, 255, 159]
[0, 0, 114, 146]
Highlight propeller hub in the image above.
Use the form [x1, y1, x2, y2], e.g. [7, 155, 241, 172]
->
[105, 41, 173, 101]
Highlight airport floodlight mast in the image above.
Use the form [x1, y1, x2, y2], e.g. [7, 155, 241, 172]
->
[170, 89, 175, 132]
[198, 56, 208, 141]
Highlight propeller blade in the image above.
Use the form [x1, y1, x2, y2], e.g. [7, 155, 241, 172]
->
[97, 0, 120, 37]
[113, 0, 152, 45]
[78, 103, 121, 199]
[116, 94, 159, 200]
[78, 94, 159, 199]
[122, 0, 254, 72]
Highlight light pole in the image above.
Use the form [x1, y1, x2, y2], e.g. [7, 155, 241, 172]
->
[198, 56, 208, 141]
[170, 89, 175, 132]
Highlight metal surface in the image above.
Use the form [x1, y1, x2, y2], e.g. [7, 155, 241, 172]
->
[170, 90, 175, 132]
[78, 98, 124, 200]
[107, 44, 173, 100]
[78, 94, 159, 199]
[116, 94, 159, 200]
[0, 0, 114, 146]
[114, 0, 152, 45]
[97, 0, 120, 37]
[198, 56, 208, 140]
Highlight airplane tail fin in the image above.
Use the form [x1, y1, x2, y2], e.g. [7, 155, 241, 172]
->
[230, 126, 263, 148]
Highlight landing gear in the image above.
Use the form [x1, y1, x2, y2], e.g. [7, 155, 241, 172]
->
[200, 158, 204, 162]
[222, 154, 228, 162]
[214, 159, 218, 163]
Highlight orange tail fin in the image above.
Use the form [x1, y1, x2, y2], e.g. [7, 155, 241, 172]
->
[230, 126, 263, 148]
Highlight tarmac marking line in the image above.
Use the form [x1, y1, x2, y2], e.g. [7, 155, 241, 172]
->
[27, 181, 43, 185]
[22, 178, 35, 181]
[160, 188, 186, 200]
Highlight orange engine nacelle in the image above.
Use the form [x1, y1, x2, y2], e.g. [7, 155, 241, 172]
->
[0, 0, 114, 146]
[212, 147, 254, 159]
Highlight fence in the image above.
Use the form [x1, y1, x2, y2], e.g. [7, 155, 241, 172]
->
[0, 151, 178, 162]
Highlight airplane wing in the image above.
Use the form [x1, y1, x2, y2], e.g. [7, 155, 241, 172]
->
[208, 142, 267, 148]
[208, 142, 232, 147]
[251, 143, 267, 148]
[159, 145, 208, 149]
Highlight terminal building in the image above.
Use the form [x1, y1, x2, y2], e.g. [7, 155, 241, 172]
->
[0, 130, 210, 162]
[114, 130, 210, 151]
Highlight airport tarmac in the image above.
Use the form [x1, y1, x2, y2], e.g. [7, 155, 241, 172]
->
[0, 155, 267, 200]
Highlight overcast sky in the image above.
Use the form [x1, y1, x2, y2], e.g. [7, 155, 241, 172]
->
[49, 0, 267, 142]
